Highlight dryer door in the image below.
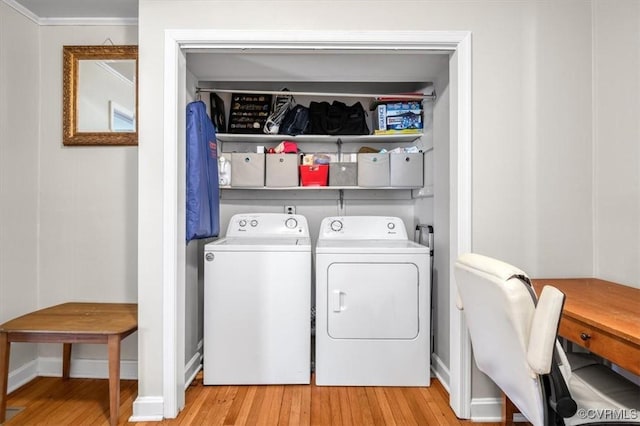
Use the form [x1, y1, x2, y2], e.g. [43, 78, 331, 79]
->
[327, 262, 419, 339]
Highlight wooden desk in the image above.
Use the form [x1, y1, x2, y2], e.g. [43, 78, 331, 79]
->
[0, 302, 137, 426]
[532, 278, 640, 376]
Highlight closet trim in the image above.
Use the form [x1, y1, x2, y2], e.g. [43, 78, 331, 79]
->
[153, 29, 472, 420]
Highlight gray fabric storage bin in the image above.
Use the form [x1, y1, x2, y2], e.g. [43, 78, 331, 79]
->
[231, 153, 265, 187]
[390, 153, 424, 187]
[266, 154, 299, 187]
[357, 153, 390, 187]
[329, 162, 357, 186]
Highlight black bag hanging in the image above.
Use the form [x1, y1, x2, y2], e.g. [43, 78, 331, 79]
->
[209, 93, 227, 133]
[339, 101, 369, 135]
[278, 104, 310, 135]
[309, 101, 369, 135]
[309, 101, 329, 134]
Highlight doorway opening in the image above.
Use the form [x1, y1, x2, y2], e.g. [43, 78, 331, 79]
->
[150, 29, 472, 420]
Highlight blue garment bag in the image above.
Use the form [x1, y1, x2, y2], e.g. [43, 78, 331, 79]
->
[186, 101, 220, 241]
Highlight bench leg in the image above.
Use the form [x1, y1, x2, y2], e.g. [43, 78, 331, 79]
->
[62, 343, 72, 379]
[0, 332, 10, 424]
[107, 335, 121, 426]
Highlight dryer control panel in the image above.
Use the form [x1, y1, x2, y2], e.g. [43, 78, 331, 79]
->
[226, 213, 310, 237]
[318, 216, 408, 240]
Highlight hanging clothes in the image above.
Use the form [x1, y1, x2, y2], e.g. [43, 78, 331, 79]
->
[186, 100, 220, 242]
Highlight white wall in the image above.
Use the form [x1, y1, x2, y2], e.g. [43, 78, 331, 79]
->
[36, 25, 138, 362]
[593, 0, 640, 288]
[184, 69, 202, 385]
[1, 3, 139, 390]
[0, 1, 141, 397]
[464, 1, 594, 278]
[0, 1, 40, 382]
[137, 0, 638, 418]
[416, 68, 451, 382]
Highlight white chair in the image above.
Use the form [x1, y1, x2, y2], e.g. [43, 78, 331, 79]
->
[454, 253, 640, 426]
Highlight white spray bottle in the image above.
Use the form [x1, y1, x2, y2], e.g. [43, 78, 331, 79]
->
[219, 156, 231, 186]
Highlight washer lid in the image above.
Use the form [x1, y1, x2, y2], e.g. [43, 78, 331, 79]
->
[315, 239, 429, 254]
[205, 237, 311, 252]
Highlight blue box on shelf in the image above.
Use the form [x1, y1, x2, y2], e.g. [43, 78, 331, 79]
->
[373, 101, 423, 134]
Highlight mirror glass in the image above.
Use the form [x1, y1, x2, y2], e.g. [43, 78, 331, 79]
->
[77, 59, 136, 132]
[63, 45, 138, 146]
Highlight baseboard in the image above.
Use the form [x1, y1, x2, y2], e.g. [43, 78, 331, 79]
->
[37, 357, 138, 380]
[7, 359, 38, 393]
[470, 397, 527, 423]
[431, 352, 450, 392]
[129, 396, 164, 422]
[184, 340, 203, 389]
[470, 397, 502, 421]
[430, 356, 529, 423]
[8, 356, 157, 422]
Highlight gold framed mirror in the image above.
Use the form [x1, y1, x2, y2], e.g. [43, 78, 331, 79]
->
[63, 45, 138, 146]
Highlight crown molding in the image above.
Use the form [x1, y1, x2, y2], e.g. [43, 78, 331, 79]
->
[2, 0, 138, 26]
[2, 0, 39, 24]
[39, 17, 138, 26]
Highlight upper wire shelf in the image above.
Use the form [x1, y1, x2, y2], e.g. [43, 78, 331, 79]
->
[195, 88, 435, 101]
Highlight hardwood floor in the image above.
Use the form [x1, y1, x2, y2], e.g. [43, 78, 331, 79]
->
[4, 374, 502, 425]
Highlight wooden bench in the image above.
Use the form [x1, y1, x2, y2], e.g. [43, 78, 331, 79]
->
[0, 302, 137, 426]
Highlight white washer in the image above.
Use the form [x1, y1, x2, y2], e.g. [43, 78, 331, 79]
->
[203, 213, 311, 385]
[315, 216, 430, 386]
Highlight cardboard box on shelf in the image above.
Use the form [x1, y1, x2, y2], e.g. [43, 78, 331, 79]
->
[373, 101, 423, 134]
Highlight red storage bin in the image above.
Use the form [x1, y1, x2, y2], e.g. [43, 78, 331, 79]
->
[299, 165, 329, 186]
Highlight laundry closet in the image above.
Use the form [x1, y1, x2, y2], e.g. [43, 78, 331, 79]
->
[182, 48, 452, 385]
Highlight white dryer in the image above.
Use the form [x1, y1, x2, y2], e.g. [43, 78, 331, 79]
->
[315, 216, 430, 386]
[203, 213, 311, 385]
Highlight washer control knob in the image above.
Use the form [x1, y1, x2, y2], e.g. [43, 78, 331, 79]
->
[205, 253, 214, 262]
[285, 218, 298, 229]
[250, 219, 258, 227]
[330, 220, 343, 232]
[238, 219, 247, 227]
[387, 222, 396, 230]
